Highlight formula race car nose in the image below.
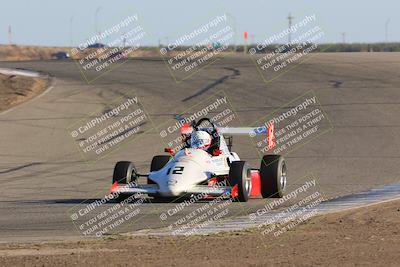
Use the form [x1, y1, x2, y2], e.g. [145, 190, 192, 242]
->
[165, 180, 182, 196]
[156, 179, 184, 197]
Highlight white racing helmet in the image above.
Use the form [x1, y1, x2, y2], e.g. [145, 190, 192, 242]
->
[190, 130, 212, 150]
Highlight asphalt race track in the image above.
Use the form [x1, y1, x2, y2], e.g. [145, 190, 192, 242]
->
[1, 53, 399, 241]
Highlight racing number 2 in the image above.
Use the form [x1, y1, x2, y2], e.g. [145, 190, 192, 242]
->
[167, 166, 185, 175]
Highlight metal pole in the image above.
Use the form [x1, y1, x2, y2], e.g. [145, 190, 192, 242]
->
[287, 13, 294, 44]
[385, 19, 390, 43]
[95, 6, 102, 35]
[8, 25, 12, 45]
[69, 16, 74, 47]
[251, 34, 255, 45]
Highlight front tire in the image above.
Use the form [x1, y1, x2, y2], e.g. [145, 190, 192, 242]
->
[113, 161, 137, 184]
[260, 155, 287, 198]
[112, 161, 137, 202]
[228, 161, 252, 202]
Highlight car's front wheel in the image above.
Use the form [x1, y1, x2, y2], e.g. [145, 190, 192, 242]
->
[112, 161, 137, 184]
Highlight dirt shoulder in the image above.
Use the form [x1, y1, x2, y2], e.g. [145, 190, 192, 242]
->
[0, 199, 398, 266]
[0, 44, 160, 61]
[0, 45, 70, 61]
[0, 73, 49, 112]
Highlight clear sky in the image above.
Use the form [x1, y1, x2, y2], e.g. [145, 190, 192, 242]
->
[0, 0, 398, 46]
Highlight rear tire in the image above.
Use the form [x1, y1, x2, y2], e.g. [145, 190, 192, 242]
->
[148, 155, 171, 199]
[260, 155, 287, 198]
[228, 161, 252, 202]
[112, 161, 136, 184]
[148, 155, 171, 184]
[150, 155, 171, 172]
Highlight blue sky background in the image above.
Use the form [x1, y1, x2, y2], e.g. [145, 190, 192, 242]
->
[0, 0, 398, 46]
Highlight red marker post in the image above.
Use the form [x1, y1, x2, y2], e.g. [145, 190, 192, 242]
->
[267, 122, 275, 151]
[244, 31, 248, 54]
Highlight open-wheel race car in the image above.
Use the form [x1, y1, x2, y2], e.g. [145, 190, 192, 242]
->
[110, 118, 287, 202]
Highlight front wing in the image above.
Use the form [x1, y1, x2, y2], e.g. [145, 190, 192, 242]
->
[110, 182, 232, 197]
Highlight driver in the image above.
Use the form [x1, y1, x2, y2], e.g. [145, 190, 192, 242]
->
[190, 131, 212, 151]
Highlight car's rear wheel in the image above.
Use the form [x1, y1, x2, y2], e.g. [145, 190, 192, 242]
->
[228, 161, 252, 202]
[113, 161, 137, 184]
[260, 155, 287, 198]
[148, 155, 171, 184]
[148, 155, 171, 199]
[150, 155, 171, 172]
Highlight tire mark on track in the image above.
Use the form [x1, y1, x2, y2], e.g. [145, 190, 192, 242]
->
[182, 67, 240, 102]
[0, 162, 43, 174]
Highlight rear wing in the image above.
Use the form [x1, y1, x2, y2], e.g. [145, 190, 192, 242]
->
[193, 124, 275, 150]
[219, 126, 275, 150]
[218, 127, 267, 136]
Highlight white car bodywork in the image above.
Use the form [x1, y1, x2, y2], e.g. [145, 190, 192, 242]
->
[112, 127, 265, 197]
